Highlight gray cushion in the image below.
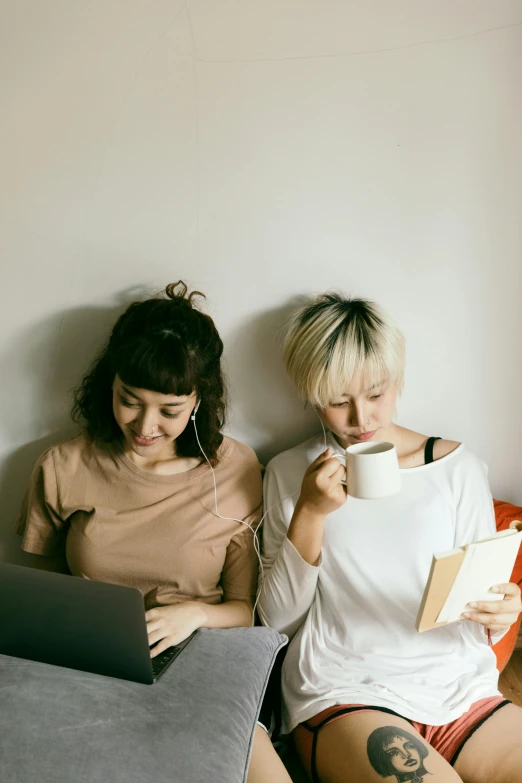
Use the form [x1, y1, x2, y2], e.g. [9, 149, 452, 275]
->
[0, 627, 286, 783]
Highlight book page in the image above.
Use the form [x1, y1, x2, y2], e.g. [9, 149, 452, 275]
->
[436, 531, 522, 624]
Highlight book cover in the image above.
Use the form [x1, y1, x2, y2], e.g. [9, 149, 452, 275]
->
[416, 529, 522, 633]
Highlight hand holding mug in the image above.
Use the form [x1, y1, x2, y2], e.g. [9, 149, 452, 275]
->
[297, 448, 348, 517]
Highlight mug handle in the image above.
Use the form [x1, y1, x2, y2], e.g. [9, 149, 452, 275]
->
[334, 454, 347, 486]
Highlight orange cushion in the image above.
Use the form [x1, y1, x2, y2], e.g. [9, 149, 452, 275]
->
[491, 499, 522, 671]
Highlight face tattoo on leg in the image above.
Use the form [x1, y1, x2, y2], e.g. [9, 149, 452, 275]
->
[367, 726, 430, 783]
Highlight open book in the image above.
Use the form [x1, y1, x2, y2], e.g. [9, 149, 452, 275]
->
[416, 527, 522, 633]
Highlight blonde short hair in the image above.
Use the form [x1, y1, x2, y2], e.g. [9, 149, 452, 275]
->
[282, 292, 405, 408]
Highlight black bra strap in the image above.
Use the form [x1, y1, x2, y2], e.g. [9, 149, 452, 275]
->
[424, 436, 442, 465]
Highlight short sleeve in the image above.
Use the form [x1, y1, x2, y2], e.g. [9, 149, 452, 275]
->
[221, 502, 262, 602]
[15, 449, 68, 557]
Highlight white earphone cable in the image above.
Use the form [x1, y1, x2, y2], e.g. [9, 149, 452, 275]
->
[192, 411, 299, 622]
[317, 410, 328, 451]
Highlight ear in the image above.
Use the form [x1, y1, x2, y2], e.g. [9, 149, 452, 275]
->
[191, 399, 200, 420]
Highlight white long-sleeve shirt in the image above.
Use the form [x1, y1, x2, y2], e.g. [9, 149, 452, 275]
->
[258, 432, 504, 734]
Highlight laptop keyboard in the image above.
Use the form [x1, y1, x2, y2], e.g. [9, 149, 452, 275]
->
[151, 646, 179, 677]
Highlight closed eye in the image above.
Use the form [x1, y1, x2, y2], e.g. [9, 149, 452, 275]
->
[120, 396, 139, 408]
[119, 397, 181, 419]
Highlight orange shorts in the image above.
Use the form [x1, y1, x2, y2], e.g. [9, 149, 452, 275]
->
[293, 697, 510, 782]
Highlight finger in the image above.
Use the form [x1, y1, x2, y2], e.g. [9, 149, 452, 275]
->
[145, 608, 162, 622]
[468, 596, 521, 613]
[306, 449, 333, 475]
[490, 583, 520, 597]
[332, 462, 348, 486]
[165, 629, 193, 646]
[148, 629, 167, 647]
[318, 457, 346, 480]
[150, 638, 172, 658]
[463, 610, 515, 626]
[150, 629, 193, 656]
[467, 600, 507, 614]
[146, 619, 163, 633]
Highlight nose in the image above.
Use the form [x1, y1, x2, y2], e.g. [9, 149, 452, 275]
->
[349, 401, 366, 428]
[135, 408, 159, 436]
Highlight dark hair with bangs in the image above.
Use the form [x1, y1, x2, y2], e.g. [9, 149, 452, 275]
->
[72, 281, 226, 463]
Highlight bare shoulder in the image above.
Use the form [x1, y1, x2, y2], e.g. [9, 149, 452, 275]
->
[395, 427, 461, 467]
[432, 438, 461, 461]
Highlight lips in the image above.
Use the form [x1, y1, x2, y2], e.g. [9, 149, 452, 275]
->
[353, 431, 376, 441]
[404, 759, 418, 767]
[132, 432, 162, 447]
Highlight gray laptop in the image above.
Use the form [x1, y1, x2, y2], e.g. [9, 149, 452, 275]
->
[0, 563, 194, 684]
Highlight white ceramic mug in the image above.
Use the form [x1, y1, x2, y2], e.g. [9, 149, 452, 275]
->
[335, 441, 401, 499]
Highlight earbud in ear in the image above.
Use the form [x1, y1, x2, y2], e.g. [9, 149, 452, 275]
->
[191, 400, 200, 420]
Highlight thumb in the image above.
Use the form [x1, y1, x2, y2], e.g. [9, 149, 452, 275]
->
[316, 447, 332, 463]
[306, 448, 332, 476]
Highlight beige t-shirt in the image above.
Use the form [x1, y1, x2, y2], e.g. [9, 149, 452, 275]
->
[16, 433, 262, 610]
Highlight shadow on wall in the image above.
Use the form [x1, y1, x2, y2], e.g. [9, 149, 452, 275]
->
[224, 299, 318, 466]
[0, 288, 149, 565]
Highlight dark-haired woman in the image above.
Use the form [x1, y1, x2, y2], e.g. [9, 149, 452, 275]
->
[16, 282, 291, 782]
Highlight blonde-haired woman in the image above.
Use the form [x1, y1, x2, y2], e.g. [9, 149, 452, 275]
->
[258, 293, 522, 783]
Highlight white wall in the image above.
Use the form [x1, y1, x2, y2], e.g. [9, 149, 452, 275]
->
[1, 1, 522, 564]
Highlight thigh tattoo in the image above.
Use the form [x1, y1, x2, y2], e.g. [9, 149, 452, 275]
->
[367, 726, 431, 783]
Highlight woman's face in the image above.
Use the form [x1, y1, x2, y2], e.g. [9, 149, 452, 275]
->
[318, 375, 397, 449]
[383, 736, 421, 774]
[112, 375, 197, 462]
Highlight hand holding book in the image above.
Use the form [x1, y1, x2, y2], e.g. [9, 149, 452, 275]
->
[462, 581, 522, 634]
[416, 526, 522, 634]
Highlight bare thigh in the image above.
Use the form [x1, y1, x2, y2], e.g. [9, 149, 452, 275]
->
[247, 725, 293, 783]
[315, 711, 463, 783]
[454, 704, 522, 783]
